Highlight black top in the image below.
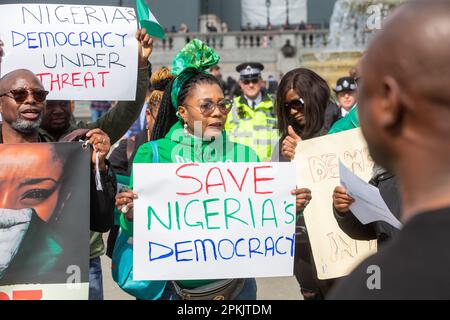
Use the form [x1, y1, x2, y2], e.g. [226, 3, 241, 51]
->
[108, 129, 148, 176]
[328, 207, 450, 299]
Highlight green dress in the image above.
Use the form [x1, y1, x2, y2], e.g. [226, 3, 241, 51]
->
[328, 106, 360, 134]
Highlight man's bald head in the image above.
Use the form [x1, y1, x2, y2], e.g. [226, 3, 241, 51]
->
[0, 69, 43, 93]
[358, 0, 450, 171]
[0, 69, 46, 135]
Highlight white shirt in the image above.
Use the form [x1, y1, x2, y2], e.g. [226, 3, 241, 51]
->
[340, 104, 356, 117]
[245, 92, 262, 108]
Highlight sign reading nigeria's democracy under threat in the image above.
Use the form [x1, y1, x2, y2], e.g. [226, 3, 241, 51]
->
[0, 4, 138, 101]
[133, 162, 297, 281]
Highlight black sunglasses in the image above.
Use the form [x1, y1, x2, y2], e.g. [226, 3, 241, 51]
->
[0, 88, 49, 103]
[285, 98, 305, 111]
[242, 78, 259, 85]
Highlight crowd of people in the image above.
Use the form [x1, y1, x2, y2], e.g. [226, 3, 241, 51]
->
[1, 0, 450, 300]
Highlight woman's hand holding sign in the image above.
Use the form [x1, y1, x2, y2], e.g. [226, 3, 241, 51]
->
[116, 189, 138, 221]
[136, 28, 153, 68]
[291, 188, 312, 212]
[86, 129, 111, 171]
[332, 186, 355, 215]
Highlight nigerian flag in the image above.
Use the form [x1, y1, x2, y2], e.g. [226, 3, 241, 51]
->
[136, 0, 165, 39]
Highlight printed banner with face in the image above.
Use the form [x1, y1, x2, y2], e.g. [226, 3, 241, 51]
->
[0, 4, 138, 101]
[0, 143, 90, 300]
[133, 162, 296, 281]
[295, 128, 378, 280]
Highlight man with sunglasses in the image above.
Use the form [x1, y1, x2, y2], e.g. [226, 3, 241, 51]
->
[0, 68, 116, 300]
[225, 62, 278, 161]
[0, 69, 49, 142]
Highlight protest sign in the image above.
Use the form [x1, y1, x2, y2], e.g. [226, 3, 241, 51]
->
[0, 143, 90, 300]
[295, 128, 377, 279]
[0, 4, 138, 100]
[133, 162, 296, 281]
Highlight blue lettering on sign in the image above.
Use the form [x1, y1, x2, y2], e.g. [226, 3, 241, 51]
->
[55, 32, 68, 46]
[264, 236, 275, 256]
[275, 236, 287, 255]
[10, 30, 127, 49]
[12, 31, 26, 47]
[26, 32, 38, 49]
[148, 241, 173, 262]
[193, 238, 217, 261]
[147, 235, 295, 264]
[174, 240, 193, 262]
[285, 234, 295, 256]
[234, 238, 245, 257]
[217, 239, 235, 260]
[67, 32, 78, 46]
[102, 32, 114, 47]
[248, 237, 263, 258]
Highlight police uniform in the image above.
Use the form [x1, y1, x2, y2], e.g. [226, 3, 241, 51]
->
[334, 76, 357, 94]
[225, 62, 278, 161]
[328, 76, 359, 133]
[333, 76, 358, 118]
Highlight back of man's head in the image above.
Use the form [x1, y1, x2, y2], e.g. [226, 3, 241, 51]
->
[358, 0, 450, 220]
[359, 0, 450, 170]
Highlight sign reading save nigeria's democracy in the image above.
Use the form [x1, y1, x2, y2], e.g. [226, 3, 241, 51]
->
[133, 163, 296, 281]
[0, 4, 138, 101]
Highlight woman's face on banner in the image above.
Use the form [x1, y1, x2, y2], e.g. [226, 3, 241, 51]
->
[0, 144, 64, 222]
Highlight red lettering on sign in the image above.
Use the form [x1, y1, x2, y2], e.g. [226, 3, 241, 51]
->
[253, 165, 274, 195]
[176, 163, 203, 196]
[227, 167, 249, 192]
[205, 167, 226, 194]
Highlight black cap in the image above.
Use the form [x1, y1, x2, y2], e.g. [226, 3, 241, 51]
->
[236, 62, 264, 80]
[334, 76, 357, 93]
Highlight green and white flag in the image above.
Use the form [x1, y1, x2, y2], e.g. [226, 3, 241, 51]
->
[136, 0, 165, 39]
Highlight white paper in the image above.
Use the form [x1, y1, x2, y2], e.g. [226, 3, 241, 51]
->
[339, 161, 402, 229]
[133, 162, 296, 281]
[0, 4, 138, 101]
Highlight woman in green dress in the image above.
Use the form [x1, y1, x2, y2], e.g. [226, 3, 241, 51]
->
[115, 39, 259, 300]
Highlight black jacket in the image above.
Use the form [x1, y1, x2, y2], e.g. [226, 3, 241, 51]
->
[323, 101, 341, 132]
[106, 129, 148, 258]
[108, 130, 147, 176]
[56, 128, 117, 233]
[333, 170, 402, 246]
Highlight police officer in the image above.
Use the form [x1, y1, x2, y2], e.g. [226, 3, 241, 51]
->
[334, 76, 358, 118]
[225, 62, 278, 161]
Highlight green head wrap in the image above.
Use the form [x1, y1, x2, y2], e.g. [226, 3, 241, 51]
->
[171, 39, 220, 109]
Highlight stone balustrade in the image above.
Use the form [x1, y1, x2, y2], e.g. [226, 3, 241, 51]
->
[152, 29, 332, 52]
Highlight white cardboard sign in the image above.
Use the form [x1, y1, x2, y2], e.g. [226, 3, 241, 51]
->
[133, 162, 296, 281]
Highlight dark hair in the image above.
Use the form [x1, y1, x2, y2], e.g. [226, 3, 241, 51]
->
[276, 68, 330, 140]
[151, 72, 221, 140]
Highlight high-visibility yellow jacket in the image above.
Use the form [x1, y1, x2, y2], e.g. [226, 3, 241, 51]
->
[225, 92, 279, 161]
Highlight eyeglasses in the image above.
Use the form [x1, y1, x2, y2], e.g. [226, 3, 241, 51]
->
[242, 79, 259, 85]
[0, 88, 49, 103]
[285, 98, 305, 111]
[185, 99, 233, 116]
